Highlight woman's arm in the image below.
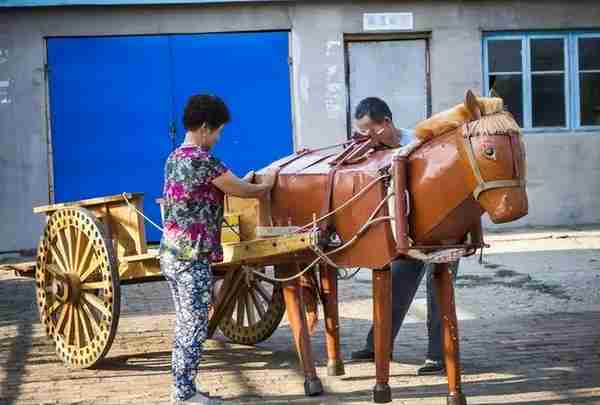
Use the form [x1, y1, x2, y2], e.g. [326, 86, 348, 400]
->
[212, 169, 278, 198]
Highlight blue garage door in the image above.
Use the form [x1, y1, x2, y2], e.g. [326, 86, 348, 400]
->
[47, 32, 293, 242]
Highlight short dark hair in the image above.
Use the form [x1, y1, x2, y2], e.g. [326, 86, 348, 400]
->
[354, 97, 393, 123]
[183, 94, 231, 131]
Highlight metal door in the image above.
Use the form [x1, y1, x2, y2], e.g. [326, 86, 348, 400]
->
[47, 32, 293, 242]
[47, 36, 172, 242]
[347, 39, 429, 141]
[170, 31, 293, 177]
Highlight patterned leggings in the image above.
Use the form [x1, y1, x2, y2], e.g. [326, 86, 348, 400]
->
[160, 253, 213, 401]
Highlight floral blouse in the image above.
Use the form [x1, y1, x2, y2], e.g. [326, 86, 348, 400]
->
[160, 145, 228, 263]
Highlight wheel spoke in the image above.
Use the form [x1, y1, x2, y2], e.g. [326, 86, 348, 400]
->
[81, 281, 108, 290]
[236, 288, 246, 327]
[254, 281, 272, 304]
[82, 292, 111, 318]
[46, 263, 66, 280]
[55, 301, 69, 333]
[249, 289, 266, 318]
[78, 305, 92, 345]
[245, 292, 256, 326]
[73, 305, 81, 348]
[80, 257, 101, 283]
[56, 230, 72, 273]
[48, 300, 62, 316]
[222, 292, 237, 321]
[64, 226, 75, 273]
[73, 228, 83, 275]
[255, 272, 278, 287]
[49, 245, 69, 277]
[64, 304, 73, 344]
[76, 238, 93, 276]
[81, 301, 101, 336]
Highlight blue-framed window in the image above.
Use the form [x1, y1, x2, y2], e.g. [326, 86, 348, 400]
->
[483, 32, 600, 131]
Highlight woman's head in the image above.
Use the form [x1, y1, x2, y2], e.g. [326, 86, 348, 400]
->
[183, 94, 230, 149]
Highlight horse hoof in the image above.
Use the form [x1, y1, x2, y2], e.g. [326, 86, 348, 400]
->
[327, 359, 345, 376]
[373, 383, 391, 403]
[304, 376, 323, 396]
[447, 392, 467, 405]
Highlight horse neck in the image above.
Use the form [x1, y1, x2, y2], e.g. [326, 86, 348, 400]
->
[408, 130, 484, 244]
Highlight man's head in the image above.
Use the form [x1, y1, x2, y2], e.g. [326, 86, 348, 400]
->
[353, 97, 400, 147]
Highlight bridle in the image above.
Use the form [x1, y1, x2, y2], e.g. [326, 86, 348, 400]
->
[461, 120, 526, 201]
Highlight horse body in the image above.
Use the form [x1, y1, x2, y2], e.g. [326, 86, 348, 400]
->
[270, 149, 397, 269]
[265, 98, 528, 267]
[252, 91, 529, 404]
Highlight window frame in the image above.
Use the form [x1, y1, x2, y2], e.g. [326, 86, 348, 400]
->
[483, 31, 600, 133]
[573, 32, 600, 130]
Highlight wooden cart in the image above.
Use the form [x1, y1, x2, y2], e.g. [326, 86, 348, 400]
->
[8, 192, 320, 376]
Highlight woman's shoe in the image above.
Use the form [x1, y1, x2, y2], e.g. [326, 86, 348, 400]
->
[173, 392, 223, 405]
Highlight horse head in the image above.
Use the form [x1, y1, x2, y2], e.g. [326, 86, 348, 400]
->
[409, 90, 528, 244]
[458, 91, 528, 224]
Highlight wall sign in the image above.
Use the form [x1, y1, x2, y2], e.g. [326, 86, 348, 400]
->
[363, 12, 414, 31]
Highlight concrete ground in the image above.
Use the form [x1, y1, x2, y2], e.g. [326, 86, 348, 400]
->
[0, 227, 599, 404]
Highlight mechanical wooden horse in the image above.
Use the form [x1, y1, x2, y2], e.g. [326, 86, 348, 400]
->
[257, 90, 528, 404]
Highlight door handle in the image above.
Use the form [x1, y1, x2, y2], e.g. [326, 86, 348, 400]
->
[169, 122, 176, 149]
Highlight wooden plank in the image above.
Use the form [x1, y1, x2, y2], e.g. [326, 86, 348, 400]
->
[0, 261, 36, 274]
[122, 252, 157, 263]
[119, 231, 318, 282]
[97, 196, 148, 258]
[256, 226, 301, 237]
[225, 196, 259, 241]
[33, 193, 144, 214]
[217, 232, 318, 267]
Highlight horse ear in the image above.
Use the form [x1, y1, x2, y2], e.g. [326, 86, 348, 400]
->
[465, 90, 482, 120]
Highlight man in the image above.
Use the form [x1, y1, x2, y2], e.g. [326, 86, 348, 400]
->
[349, 97, 459, 375]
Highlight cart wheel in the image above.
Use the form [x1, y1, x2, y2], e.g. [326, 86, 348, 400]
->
[35, 207, 120, 369]
[214, 265, 285, 345]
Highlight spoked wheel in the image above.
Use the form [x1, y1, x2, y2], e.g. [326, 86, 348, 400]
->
[213, 265, 285, 345]
[35, 208, 120, 369]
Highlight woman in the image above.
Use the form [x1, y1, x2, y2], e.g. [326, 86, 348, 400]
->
[160, 94, 278, 404]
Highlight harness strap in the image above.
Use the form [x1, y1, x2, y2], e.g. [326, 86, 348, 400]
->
[473, 179, 526, 200]
[276, 148, 314, 170]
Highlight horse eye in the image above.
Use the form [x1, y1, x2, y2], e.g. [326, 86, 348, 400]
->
[484, 147, 496, 158]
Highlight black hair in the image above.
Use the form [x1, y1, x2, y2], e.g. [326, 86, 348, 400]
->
[183, 94, 231, 131]
[354, 97, 393, 123]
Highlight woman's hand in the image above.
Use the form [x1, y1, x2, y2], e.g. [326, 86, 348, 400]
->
[212, 167, 279, 199]
[260, 167, 280, 190]
[242, 170, 255, 183]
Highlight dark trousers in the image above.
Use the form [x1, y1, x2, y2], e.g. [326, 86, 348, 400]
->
[365, 259, 459, 362]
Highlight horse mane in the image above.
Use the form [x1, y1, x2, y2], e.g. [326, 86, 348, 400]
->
[470, 110, 522, 137]
[414, 96, 507, 141]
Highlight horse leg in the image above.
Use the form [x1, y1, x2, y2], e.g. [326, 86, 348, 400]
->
[279, 263, 323, 396]
[372, 266, 392, 403]
[319, 265, 345, 376]
[432, 262, 467, 405]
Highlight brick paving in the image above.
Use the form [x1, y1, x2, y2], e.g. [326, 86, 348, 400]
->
[1, 230, 599, 404]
